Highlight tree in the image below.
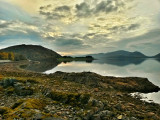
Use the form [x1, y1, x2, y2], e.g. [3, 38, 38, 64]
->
[8, 52, 14, 61]
[0, 52, 8, 60]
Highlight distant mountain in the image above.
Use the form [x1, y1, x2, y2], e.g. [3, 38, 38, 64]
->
[154, 53, 160, 58]
[0, 44, 61, 61]
[88, 50, 148, 59]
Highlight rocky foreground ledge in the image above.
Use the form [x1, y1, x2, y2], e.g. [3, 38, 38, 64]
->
[0, 71, 160, 120]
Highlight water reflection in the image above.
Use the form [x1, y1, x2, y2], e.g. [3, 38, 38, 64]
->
[155, 58, 160, 63]
[93, 58, 146, 66]
[21, 60, 59, 72]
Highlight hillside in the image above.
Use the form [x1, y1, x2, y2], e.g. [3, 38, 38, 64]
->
[89, 50, 148, 59]
[154, 53, 160, 58]
[0, 44, 61, 61]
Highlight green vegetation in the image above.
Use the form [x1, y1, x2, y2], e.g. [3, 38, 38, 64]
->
[0, 52, 27, 61]
[0, 52, 14, 61]
[45, 90, 90, 106]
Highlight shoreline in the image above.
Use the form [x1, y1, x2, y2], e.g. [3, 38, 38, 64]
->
[0, 61, 160, 119]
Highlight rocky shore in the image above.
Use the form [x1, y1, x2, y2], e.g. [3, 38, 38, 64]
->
[0, 62, 160, 120]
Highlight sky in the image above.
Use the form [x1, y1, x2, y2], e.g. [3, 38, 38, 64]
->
[0, 0, 160, 56]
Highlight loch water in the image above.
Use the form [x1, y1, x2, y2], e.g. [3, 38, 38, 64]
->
[23, 58, 160, 104]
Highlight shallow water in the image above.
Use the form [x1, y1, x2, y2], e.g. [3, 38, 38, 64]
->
[44, 58, 160, 104]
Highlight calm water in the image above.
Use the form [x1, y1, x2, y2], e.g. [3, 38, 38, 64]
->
[44, 58, 160, 104]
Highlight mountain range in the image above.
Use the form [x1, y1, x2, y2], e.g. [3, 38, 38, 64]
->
[88, 50, 149, 59]
[154, 53, 160, 58]
[0, 45, 160, 62]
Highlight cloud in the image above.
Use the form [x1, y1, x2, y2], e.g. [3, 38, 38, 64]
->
[40, 4, 52, 10]
[75, 0, 132, 17]
[109, 24, 140, 32]
[95, 0, 124, 13]
[54, 38, 83, 46]
[39, 5, 71, 20]
[126, 29, 160, 49]
[0, 19, 41, 42]
[0, 20, 12, 28]
[45, 37, 92, 53]
[54, 5, 70, 12]
[76, 2, 91, 17]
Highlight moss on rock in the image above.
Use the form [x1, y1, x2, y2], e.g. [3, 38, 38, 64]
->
[46, 90, 90, 106]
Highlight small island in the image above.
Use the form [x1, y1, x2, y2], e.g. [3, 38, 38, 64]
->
[57, 56, 94, 63]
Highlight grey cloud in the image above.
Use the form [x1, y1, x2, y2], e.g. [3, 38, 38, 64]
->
[39, 10, 65, 20]
[0, 20, 41, 39]
[82, 33, 96, 39]
[39, 5, 71, 20]
[39, 11, 51, 16]
[43, 33, 91, 50]
[129, 42, 154, 49]
[0, 21, 12, 28]
[54, 38, 83, 46]
[54, 6, 70, 12]
[52, 38, 92, 52]
[108, 24, 140, 33]
[128, 24, 140, 30]
[40, 4, 52, 10]
[95, 1, 118, 13]
[118, 29, 160, 49]
[75, 0, 129, 17]
[76, 2, 91, 17]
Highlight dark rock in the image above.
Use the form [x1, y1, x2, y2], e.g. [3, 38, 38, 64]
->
[43, 117, 64, 120]
[130, 117, 138, 120]
[0, 108, 7, 114]
[99, 110, 112, 118]
[92, 114, 101, 120]
[14, 83, 33, 96]
[0, 78, 17, 88]
[73, 117, 82, 120]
